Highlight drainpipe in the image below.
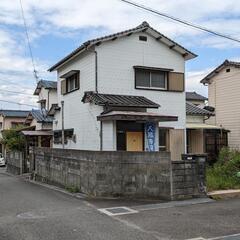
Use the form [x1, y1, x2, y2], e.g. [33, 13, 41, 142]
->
[61, 101, 65, 149]
[86, 46, 101, 149]
[94, 50, 98, 93]
[47, 90, 50, 110]
[86, 47, 98, 92]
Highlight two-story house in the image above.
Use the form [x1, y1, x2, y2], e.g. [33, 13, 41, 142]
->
[201, 59, 239, 150]
[0, 109, 29, 156]
[23, 80, 57, 148]
[49, 21, 197, 160]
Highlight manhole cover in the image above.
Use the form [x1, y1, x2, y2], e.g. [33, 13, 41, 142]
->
[98, 207, 138, 216]
[17, 212, 45, 219]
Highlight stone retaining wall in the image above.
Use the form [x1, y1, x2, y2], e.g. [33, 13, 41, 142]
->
[33, 148, 206, 200]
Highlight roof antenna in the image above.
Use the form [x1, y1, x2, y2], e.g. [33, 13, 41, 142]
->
[19, 0, 39, 83]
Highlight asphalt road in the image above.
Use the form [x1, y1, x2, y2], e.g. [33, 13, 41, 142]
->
[0, 168, 240, 240]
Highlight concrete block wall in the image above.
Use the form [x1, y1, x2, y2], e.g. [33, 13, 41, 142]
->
[33, 148, 206, 200]
[171, 160, 206, 200]
[6, 151, 25, 175]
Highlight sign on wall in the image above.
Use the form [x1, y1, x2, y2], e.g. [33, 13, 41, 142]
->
[145, 122, 156, 151]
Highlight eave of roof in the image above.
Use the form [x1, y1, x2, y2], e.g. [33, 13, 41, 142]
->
[33, 80, 57, 95]
[200, 59, 240, 84]
[97, 110, 178, 122]
[49, 21, 197, 72]
[0, 109, 30, 118]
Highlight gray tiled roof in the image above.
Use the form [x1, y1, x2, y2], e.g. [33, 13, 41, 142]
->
[82, 91, 160, 108]
[186, 102, 214, 116]
[186, 92, 208, 101]
[201, 59, 240, 84]
[49, 21, 197, 71]
[0, 109, 30, 118]
[34, 80, 57, 95]
[31, 109, 54, 123]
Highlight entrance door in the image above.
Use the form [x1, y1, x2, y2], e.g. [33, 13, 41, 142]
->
[126, 132, 143, 151]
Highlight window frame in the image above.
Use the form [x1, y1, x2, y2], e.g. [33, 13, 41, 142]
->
[159, 128, 169, 152]
[135, 68, 168, 91]
[66, 72, 79, 93]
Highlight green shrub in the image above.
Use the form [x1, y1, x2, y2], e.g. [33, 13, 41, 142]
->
[207, 147, 240, 191]
[0, 129, 25, 151]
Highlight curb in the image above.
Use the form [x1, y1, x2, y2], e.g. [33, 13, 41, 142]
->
[27, 179, 87, 200]
[208, 189, 240, 200]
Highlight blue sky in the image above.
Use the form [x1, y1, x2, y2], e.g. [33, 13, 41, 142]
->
[0, 0, 239, 109]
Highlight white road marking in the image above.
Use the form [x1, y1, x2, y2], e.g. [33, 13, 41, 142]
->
[98, 206, 138, 216]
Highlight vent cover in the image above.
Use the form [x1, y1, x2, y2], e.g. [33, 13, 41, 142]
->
[139, 36, 147, 41]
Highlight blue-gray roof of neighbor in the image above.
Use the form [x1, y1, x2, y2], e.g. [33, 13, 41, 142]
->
[49, 21, 197, 71]
[0, 109, 30, 118]
[34, 80, 57, 95]
[27, 109, 54, 123]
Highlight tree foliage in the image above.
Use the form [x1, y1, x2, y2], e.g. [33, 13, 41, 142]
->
[0, 129, 25, 151]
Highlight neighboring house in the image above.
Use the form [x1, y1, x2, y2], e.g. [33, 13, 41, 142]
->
[0, 109, 29, 156]
[186, 91, 208, 107]
[201, 60, 240, 150]
[186, 100, 228, 163]
[49, 21, 197, 160]
[33, 80, 58, 111]
[23, 80, 57, 148]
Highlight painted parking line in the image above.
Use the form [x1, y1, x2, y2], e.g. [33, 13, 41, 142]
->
[210, 233, 240, 239]
[187, 233, 240, 240]
[98, 206, 138, 216]
[98, 198, 214, 216]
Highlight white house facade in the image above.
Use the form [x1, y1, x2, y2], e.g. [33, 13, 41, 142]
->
[49, 21, 197, 160]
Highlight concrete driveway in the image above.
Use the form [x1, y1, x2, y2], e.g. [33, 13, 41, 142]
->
[0, 168, 240, 240]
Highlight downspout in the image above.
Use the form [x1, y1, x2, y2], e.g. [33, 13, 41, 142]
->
[86, 46, 98, 92]
[94, 50, 98, 93]
[87, 46, 102, 149]
[47, 90, 50, 110]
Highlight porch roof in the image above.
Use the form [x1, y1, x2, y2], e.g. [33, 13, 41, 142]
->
[97, 111, 178, 122]
[186, 123, 225, 130]
[82, 91, 160, 108]
[21, 130, 53, 136]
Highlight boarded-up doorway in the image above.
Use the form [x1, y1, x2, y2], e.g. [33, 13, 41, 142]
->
[126, 132, 143, 151]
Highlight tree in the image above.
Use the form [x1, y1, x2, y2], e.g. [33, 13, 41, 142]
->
[0, 129, 25, 151]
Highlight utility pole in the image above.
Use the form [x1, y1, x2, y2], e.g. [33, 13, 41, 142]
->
[61, 101, 65, 149]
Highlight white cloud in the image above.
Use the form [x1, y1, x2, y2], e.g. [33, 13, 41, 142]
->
[186, 69, 211, 97]
[0, 0, 239, 108]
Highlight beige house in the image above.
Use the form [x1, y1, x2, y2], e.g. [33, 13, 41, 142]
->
[201, 60, 240, 150]
[186, 92, 228, 163]
[0, 110, 29, 156]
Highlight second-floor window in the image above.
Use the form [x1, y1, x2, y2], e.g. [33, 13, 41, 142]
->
[135, 68, 167, 90]
[0, 122, 2, 129]
[61, 71, 80, 95]
[66, 73, 79, 92]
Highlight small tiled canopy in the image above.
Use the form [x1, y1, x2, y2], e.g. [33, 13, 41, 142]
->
[82, 91, 160, 108]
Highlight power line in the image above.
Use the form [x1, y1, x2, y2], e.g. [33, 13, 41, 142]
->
[119, 0, 240, 44]
[19, 0, 39, 83]
[0, 99, 37, 108]
[0, 89, 35, 96]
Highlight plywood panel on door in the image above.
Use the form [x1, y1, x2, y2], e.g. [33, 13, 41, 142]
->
[126, 132, 143, 151]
